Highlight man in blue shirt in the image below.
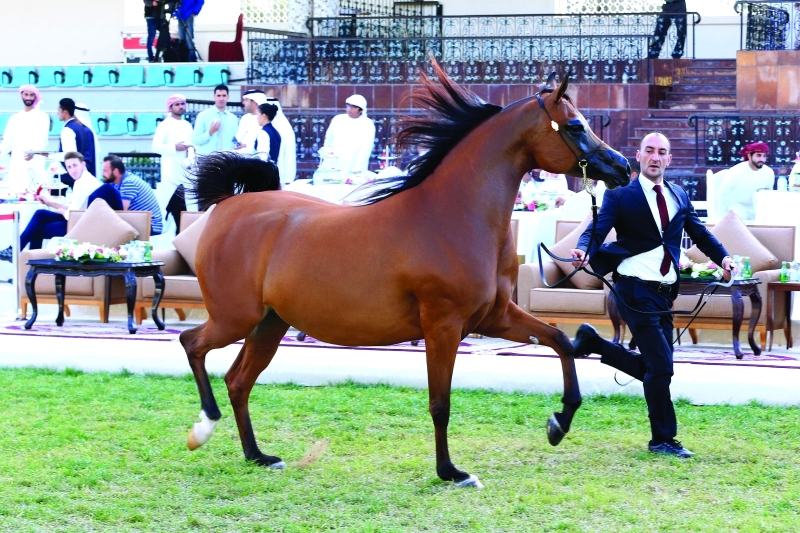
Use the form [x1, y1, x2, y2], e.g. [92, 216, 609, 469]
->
[176, 0, 204, 62]
[100, 155, 163, 235]
[192, 84, 239, 155]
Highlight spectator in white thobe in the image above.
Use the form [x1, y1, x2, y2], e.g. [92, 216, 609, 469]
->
[265, 96, 296, 183]
[720, 141, 775, 221]
[0, 85, 50, 193]
[152, 94, 195, 220]
[321, 94, 376, 180]
[234, 90, 266, 155]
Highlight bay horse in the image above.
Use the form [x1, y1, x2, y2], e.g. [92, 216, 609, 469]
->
[182, 62, 630, 488]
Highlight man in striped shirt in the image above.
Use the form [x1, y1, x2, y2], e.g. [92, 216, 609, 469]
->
[101, 155, 163, 235]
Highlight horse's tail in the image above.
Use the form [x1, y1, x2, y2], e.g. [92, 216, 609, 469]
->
[186, 152, 281, 210]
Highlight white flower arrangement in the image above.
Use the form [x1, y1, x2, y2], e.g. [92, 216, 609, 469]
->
[49, 240, 122, 263]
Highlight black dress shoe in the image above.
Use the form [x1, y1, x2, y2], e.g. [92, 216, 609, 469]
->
[0, 245, 11, 263]
[573, 323, 600, 358]
[649, 439, 694, 458]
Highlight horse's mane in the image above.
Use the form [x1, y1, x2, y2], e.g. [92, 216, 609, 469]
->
[355, 59, 503, 205]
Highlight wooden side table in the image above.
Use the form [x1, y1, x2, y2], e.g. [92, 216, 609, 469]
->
[766, 281, 798, 351]
[24, 259, 166, 334]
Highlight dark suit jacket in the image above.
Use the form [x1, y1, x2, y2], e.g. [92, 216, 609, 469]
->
[577, 178, 728, 290]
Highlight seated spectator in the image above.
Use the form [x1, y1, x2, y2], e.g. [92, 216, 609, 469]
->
[17, 151, 100, 251]
[719, 141, 775, 221]
[99, 155, 163, 235]
[520, 170, 570, 207]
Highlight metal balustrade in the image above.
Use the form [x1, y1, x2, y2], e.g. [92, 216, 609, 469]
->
[735, 1, 800, 51]
[688, 113, 800, 168]
[246, 12, 699, 85]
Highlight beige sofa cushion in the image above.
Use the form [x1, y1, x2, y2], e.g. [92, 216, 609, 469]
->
[141, 275, 204, 300]
[686, 209, 778, 272]
[530, 288, 607, 314]
[65, 199, 139, 247]
[548, 215, 617, 290]
[172, 206, 214, 275]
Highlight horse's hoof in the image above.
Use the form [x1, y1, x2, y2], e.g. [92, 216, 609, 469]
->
[546, 413, 566, 446]
[454, 474, 484, 489]
[411, 340, 419, 346]
[186, 410, 219, 451]
[269, 460, 287, 470]
[297, 332, 306, 342]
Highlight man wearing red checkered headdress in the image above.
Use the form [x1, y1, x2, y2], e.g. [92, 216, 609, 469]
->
[719, 141, 775, 220]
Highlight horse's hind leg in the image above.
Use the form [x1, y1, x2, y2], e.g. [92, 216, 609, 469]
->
[181, 320, 253, 450]
[225, 310, 290, 468]
[423, 322, 483, 489]
[476, 302, 582, 446]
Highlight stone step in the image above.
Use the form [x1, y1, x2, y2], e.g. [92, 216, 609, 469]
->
[627, 136, 697, 148]
[631, 127, 696, 138]
[664, 92, 737, 102]
[682, 59, 737, 68]
[678, 75, 737, 85]
[670, 84, 736, 94]
[638, 117, 693, 127]
[660, 101, 738, 110]
[683, 66, 737, 77]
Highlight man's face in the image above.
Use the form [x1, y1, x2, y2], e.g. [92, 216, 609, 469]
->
[346, 103, 362, 119]
[57, 107, 69, 122]
[636, 133, 672, 182]
[171, 101, 186, 116]
[101, 161, 118, 183]
[65, 158, 85, 180]
[244, 98, 258, 114]
[214, 90, 229, 109]
[21, 90, 36, 107]
[749, 151, 767, 170]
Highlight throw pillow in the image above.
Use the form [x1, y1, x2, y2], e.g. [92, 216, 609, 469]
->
[65, 199, 139, 247]
[172, 206, 215, 275]
[548, 214, 616, 290]
[685, 209, 778, 272]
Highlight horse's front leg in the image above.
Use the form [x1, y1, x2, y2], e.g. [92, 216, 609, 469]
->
[422, 321, 483, 489]
[476, 301, 582, 446]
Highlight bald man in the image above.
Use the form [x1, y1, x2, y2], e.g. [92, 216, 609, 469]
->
[569, 133, 735, 459]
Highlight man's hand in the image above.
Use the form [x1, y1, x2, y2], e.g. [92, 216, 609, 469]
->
[569, 248, 589, 268]
[209, 120, 221, 135]
[555, 196, 566, 208]
[176, 142, 190, 152]
[721, 256, 737, 282]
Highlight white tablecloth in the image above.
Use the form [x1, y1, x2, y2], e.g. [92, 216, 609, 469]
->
[0, 202, 43, 316]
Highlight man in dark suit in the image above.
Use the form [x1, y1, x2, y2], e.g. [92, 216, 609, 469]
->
[569, 132, 735, 458]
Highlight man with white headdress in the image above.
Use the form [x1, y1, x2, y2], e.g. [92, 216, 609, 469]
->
[321, 94, 376, 180]
[0, 85, 50, 193]
[234, 89, 266, 155]
[152, 94, 195, 221]
[73, 103, 102, 177]
[265, 96, 296, 183]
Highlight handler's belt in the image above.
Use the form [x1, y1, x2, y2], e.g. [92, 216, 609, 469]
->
[618, 275, 674, 295]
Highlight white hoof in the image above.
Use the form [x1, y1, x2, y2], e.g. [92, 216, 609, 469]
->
[269, 460, 287, 470]
[455, 474, 484, 489]
[186, 410, 219, 451]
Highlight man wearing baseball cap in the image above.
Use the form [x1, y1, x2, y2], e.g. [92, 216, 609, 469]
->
[320, 94, 376, 180]
[719, 141, 775, 220]
[234, 89, 267, 155]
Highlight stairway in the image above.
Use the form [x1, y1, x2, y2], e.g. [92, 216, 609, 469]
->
[619, 60, 738, 201]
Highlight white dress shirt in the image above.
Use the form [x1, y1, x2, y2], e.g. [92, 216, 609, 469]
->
[66, 170, 101, 217]
[617, 178, 679, 283]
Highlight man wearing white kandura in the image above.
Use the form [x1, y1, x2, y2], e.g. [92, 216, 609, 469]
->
[719, 141, 775, 221]
[0, 84, 50, 194]
[152, 93, 196, 220]
[234, 89, 267, 155]
[321, 94, 376, 181]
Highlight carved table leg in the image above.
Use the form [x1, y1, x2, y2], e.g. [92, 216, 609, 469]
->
[24, 268, 39, 330]
[766, 285, 774, 352]
[54, 274, 65, 327]
[124, 270, 137, 334]
[731, 288, 744, 359]
[152, 271, 166, 331]
[785, 291, 793, 349]
[748, 288, 762, 356]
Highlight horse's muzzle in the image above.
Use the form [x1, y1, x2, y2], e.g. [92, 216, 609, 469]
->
[592, 148, 631, 189]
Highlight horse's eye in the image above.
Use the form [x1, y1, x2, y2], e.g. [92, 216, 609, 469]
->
[568, 124, 585, 134]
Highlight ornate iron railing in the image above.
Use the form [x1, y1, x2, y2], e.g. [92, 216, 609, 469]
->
[338, 1, 442, 18]
[181, 99, 609, 181]
[735, 1, 800, 50]
[248, 12, 699, 84]
[688, 113, 800, 167]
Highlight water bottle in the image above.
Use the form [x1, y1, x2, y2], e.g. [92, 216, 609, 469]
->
[780, 261, 788, 282]
[742, 256, 752, 279]
[777, 176, 788, 191]
[144, 242, 152, 262]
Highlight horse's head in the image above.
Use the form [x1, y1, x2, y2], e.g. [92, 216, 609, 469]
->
[524, 73, 630, 189]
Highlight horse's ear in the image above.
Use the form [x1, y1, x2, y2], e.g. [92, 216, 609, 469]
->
[545, 71, 557, 90]
[554, 74, 570, 104]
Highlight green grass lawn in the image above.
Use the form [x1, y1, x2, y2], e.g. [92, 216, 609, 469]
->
[0, 368, 797, 532]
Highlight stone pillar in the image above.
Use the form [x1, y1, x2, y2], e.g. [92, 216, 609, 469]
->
[288, 0, 312, 35]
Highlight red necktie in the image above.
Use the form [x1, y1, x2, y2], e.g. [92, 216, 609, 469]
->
[653, 184, 672, 276]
